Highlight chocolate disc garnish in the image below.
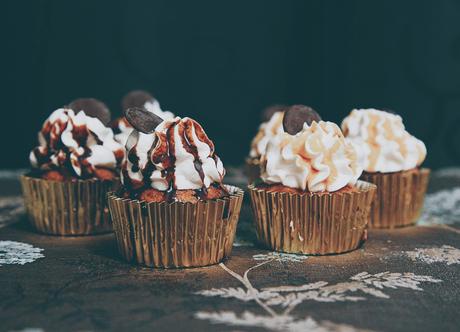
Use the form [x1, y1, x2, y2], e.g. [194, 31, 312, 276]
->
[262, 104, 287, 122]
[122, 90, 155, 111]
[125, 107, 163, 134]
[68, 98, 111, 125]
[282, 105, 321, 135]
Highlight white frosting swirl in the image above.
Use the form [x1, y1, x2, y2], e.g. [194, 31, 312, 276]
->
[341, 109, 427, 173]
[122, 116, 225, 191]
[144, 99, 174, 119]
[113, 99, 174, 145]
[249, 111, 284, 158]
[30, 108, 124, 177]
[261, 121, 362, 192]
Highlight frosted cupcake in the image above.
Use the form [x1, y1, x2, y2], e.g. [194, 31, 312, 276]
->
[108, 107, 244, 268]
[21, 98, 125, 235]
[342, 108, 429, 228]
[246, 105, 320, 182]
[249, 106, 376, 254]
[111, 90, 174, 145]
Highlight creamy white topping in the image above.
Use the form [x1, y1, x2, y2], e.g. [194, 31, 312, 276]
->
[114, 100, 174, 145]
[122, 116, 225, 191]
[144, 99, 174, 119]
[341, 109, 427, 173]
[249, 112, 284, 158]
[30, 108, 124, 177]
[261, 121, 362, 192]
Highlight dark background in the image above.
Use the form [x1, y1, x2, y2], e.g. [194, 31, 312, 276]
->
[2, 0, 460, 169]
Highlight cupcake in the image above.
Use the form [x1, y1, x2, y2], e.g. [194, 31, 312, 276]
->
[246, 105, 321, 183]
[341, 108, 429, 228]
[108, 107, 244, 268]
[249, 106, 376, 254]
[21, 98, 125, 235]
[111, 90, 174, 145]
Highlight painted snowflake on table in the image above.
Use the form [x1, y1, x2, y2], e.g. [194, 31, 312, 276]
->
[196, 253, 441, 331]
[253, 251, 309, 263]
[0, 241, 44, 266]
[404, 245, 460, 265]
[262, 271, 441, 307]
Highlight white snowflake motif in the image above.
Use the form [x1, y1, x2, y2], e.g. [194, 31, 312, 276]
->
[195, 253, 441, 331]
[253, 251, 309, 263]
[0, 241, 44, 266]
[404, 245, 460, 265]
[262, 272, 441, 307]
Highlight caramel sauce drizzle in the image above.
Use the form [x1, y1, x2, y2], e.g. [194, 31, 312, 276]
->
[366, 113, 412, 171]
[366, 114, 380, 172]
[383, 118, 407, 161]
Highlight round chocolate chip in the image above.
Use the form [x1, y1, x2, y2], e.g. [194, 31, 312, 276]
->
[68, 98, 111, 125]
[124, 107, 163, 134]
[122, 90, 155, 111]
[262, 104, 287, 122]
[282, 105, 321, 135]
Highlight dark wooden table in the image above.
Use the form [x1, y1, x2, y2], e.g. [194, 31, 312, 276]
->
[1, 168, 459, 332]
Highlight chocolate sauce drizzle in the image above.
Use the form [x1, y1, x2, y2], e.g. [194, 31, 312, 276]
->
[124, 118, 226, 202]
[32, 110, 120, 179]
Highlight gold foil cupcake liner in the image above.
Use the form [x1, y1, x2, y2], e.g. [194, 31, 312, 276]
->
[360, 168, 430, 228]
[248, 181, 377, 255]
[108, 185, 244, 268]
[20, 175, 116, 236]
[245, 157, 261, 184]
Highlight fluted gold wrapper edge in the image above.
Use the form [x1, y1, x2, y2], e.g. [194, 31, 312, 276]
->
[108, 185, 244, 268]
[360, 168, 430, 228]
[20, 174, 116, 235]
[249, 180, 377, 255]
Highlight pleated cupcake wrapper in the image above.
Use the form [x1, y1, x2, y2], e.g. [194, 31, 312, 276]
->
[248, 181, 377, 255]
[245, 158, 261, 184]
[108, 185, 244, 268]
[360, 168, 430, 229]
[20, 175, 117, 236]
